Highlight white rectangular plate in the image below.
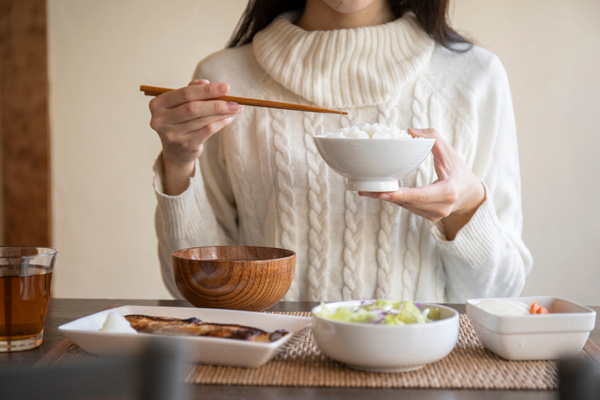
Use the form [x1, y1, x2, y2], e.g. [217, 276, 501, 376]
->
[59, 305, 311, 368]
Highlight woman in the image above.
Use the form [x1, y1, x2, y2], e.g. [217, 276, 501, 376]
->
[149, 0, 533, 302]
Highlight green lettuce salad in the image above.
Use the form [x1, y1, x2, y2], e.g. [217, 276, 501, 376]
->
[316, 299, 441, 325]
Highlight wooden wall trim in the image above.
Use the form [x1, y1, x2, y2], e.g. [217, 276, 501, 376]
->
[0, 0, 52, 246]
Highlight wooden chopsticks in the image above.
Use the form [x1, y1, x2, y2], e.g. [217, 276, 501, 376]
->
[140, 85, 347, 115]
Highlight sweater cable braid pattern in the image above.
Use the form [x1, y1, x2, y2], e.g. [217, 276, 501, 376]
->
[270, 100, 298, 299]
[375, 103, 401, 298]
[230, 133, 262, 244]
[303, 112, 331, 301]
[341, 110, 366, 300]
[403, 78, 432, 300]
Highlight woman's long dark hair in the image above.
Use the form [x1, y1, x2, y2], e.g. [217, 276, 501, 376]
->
[227, 0, 472, 52]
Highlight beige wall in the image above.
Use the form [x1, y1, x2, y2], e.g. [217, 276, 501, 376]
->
[47, 0, 248, 299]
[47, 0, 600, 304]
[452, 0, 600, 305]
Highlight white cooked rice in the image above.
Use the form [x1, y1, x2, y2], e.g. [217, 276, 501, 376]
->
[318, 123, 414, 139]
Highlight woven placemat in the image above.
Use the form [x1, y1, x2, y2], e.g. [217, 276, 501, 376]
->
[41, 313, 600, 390]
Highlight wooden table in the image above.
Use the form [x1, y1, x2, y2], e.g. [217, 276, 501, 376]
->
[2, 299, 598, 399]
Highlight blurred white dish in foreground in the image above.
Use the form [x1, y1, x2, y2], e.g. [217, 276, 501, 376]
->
[466, 296, 596, 361]
[311, 300, 459, 372]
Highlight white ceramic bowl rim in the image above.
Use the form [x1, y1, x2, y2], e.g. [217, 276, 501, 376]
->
[311, 301, 459, 329]
[466, 296, 596, 319]
[314, 136, 436, 142]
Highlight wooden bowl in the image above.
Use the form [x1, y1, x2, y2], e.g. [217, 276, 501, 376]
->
[173, 246, 296, 311]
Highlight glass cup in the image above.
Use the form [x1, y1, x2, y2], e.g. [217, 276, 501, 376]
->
[0, 246, 57, 352]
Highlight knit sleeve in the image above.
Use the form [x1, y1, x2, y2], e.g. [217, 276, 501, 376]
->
[430, 54, 533, 302]
[153, 144, 237, 297]
[153, 59, 240, 297]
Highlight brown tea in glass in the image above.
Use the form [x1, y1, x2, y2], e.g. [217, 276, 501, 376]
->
[0, 247, 57, 352]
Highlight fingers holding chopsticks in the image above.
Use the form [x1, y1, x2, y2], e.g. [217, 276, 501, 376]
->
[149, 79, 244, 141]
[148, 79, 244, 195]
[150, 80, 222, 109]
[154, 96, 243, 127]
[149, 80, 243, 115]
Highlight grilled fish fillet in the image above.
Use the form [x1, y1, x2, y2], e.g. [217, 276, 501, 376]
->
[124, 314, 288, 342]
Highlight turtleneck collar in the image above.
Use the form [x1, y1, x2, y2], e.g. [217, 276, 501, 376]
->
[252, 12, 435, 109]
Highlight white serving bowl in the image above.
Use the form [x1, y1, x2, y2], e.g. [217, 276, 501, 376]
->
[466, 296, 596, 361]
[311, 301, 459, 372]
[312, 136, 435, 192]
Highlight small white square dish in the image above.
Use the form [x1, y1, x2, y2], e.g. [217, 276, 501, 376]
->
[59, 305, 311, 368]
[466, 296, 596, 360]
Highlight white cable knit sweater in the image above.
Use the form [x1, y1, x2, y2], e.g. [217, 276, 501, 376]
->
[153, 12, 533, 302]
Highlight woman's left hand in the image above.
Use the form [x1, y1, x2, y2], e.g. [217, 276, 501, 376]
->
[359, 128, 486, 240]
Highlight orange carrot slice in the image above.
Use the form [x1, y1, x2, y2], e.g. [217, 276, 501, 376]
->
[530, 302, 549, 314]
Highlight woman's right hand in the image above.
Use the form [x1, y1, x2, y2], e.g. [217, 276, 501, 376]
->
[149, 79, 244, 195]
